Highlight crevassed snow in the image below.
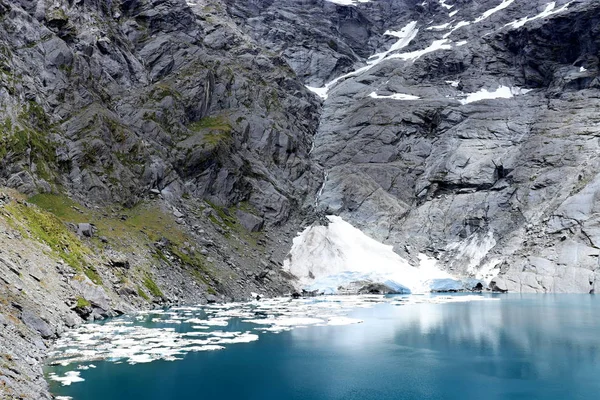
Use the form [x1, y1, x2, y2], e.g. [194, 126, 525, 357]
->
[305, 21, 418, 99]
[505, 2, 572, 29]
[369, 91, 421, 100]
[459, 85, 531, 105]
[283, 216, 456, 294]
[474, 0, 515, 23]
[326, 0, 370, 5]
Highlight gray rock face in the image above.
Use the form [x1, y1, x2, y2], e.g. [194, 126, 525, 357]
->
[20, 310, 53, 339]
[229, 0, 600, 293]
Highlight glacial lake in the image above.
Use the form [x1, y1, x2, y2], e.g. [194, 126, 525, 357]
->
[46, 294, 600, 400]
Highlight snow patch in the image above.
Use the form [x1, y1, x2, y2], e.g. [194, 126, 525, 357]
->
[306, 21, 418, 99]
[445, 80, 460, 87]
[459, 86, 531, 105]
[326, 0, 370, 5]
[427, 22, 453, 31]
[474, 0, 515, 23]
[388, 39, 453, 61]
[505, 2, 572, 29]
[369, 91, 421, 101]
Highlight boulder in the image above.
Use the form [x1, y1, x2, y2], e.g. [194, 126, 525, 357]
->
[20, 310, 53, 339]
[236, 210, 264, 232]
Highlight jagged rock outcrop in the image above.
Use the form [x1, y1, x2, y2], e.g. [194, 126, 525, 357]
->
[228, 0, 600, 293]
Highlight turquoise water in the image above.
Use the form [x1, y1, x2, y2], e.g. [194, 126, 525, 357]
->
[47, 294, 600, 400]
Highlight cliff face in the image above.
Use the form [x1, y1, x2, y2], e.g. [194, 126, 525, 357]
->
[228, 0, 600, 294]
[0, 0, 321, 397]
[1, 0, 600, 397]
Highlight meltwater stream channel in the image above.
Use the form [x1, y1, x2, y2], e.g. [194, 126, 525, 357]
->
[46, 294, 600, 400]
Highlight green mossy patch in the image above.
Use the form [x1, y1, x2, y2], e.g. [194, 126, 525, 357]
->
[4, 200, 102, 285]
[143, 274, 163, 298]
[75, 297, 91, 308]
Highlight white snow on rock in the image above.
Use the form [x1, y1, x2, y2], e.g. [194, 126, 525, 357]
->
[388, 39, 453, 61]
[325, 0, 370, 6]
[427, 22, 453, 31]
[459, 85, 532, 105]
[474, 0, 515, 23]
[505, 2, 573, 29]
[445, 231, 497, 276]
[439, 0, 453, 10]
[445, 80, 460, 87]
[306, 21, 419, 99]
[449, 10, 459, 17]
[283, 216, 456, 294]
[369, 91, 421, 100]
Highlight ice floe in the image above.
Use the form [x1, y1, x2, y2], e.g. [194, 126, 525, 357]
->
[46, 293, 499, 387]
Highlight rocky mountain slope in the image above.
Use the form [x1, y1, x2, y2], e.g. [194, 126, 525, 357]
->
[1, 0, 600, 398]
[228, 0, 600, 294]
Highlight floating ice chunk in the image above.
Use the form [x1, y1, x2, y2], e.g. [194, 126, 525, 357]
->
[459, 86, 531, 104]
[185, 318, 229, 326]
[474, 0, 515, 23]
[128, 354, 153, 364]
[186, 345, 225, 352]
[48, 371, 85, 386]
[214, 333, 259, 344]
[326, 316, 364, 326]
[439, 0, 453, 9]
[369, 91, 421, 100]
[505, 2, 572, 29]
[56, 397, 73, 400]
